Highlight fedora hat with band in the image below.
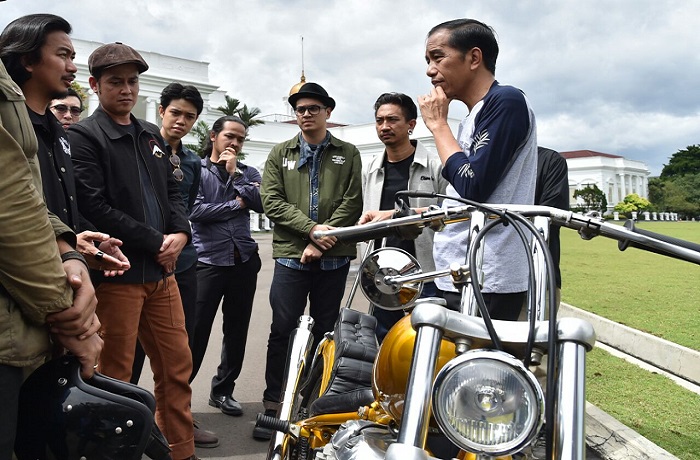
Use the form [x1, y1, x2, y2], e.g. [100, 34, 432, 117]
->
[288, 82, 336, 110]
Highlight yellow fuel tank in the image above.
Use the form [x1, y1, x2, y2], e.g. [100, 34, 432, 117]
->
[372, 313, 457, 422]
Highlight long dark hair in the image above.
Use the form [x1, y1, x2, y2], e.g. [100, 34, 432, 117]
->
[201, 115, 248, 158]
[0, 14, 72, 86]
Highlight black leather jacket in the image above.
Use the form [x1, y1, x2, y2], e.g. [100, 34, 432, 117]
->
[68, 107, 190, 284]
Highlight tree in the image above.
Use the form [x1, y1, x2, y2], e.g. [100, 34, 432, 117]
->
[660, 145, 700, 179]
[185, 120, 210, 157]
[216, 94, 265, 129]
[70, 81, 88, 107]
[573, 184, 607, 213]
[663, 180, 699, 218]
[217, 95, 241, 116]
[238, 104, 264, 127]
[647, 173, 700, 218]
[614, 193, 651, 215]
[647, 177, 666, 211]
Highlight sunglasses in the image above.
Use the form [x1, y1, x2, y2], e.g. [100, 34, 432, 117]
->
[294, 104, 326, 116]
[50, 104, 82, 117]
[169, 153, 184, 181]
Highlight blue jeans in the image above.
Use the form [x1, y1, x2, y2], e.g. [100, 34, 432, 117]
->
[263, 261, 350, 404]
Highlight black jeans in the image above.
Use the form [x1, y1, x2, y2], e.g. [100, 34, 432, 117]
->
[0, 364, 23, 460]
[190, 253, 261, 397]
[263, 262, 350, 404]
[130, 261, 198, 384]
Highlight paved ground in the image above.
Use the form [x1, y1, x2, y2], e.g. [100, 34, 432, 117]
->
[138, 231, 603, 459]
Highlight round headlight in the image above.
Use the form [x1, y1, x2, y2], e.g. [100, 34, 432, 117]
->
[432, 350, 543, 456]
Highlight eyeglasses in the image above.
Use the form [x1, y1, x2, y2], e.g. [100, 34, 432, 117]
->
[50, 104, 82, 117]
[294, 104, 326, 116]
[169, 153, 184, 181]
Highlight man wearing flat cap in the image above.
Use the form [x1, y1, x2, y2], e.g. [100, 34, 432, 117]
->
[255, 82, 362, 440]
[67, 42, 199, 460]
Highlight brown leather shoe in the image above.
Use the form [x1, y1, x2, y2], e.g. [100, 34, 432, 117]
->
[193, 421, 219, 448]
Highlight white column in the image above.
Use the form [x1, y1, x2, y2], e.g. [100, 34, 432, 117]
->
[618, 173, 627, 200]
[146, 97, 157, 124]
[87, 90, 99, 115]
[263, 214, 272, 231]
[250, 212, 260, 232]
[643, 175, 649, 199]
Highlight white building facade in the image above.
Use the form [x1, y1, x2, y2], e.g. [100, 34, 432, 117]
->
[561, 150, 650, 211]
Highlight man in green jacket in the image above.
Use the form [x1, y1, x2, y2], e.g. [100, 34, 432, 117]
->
[0, 57, 102, 459]
[255, 82, 362, 440]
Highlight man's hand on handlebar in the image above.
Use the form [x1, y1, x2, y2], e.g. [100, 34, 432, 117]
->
[309, 224, 337, 251]
[357, 210, 394, 225]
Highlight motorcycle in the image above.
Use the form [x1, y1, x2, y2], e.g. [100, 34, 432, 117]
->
[255, 195, 700, 460]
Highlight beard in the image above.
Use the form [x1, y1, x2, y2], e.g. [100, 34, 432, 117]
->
[49, 88, 70, 100]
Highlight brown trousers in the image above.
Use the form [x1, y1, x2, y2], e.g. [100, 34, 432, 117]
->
[95, 276, 194, 460]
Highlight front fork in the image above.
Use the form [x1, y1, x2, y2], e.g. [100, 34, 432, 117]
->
[386, 304, 594, 460]
[267, 315, 315, 460]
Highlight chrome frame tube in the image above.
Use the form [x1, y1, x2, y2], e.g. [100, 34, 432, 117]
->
[384, 266, 459, 286]
[344, 239, 375, 311]
[554, 338, 589, 460]
[459, 210, 485, 316]
[395, 323, 444, 447]
[532, 215, 550, 321]
[266, 315, 315, 460]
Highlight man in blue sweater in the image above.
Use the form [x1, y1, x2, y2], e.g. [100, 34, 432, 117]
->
[418, 19, 538, 319]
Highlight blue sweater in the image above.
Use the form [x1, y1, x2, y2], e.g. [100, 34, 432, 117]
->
[433, 82, 537, 294]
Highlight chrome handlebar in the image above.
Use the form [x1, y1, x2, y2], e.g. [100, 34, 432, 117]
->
[315, 204, 700, 265]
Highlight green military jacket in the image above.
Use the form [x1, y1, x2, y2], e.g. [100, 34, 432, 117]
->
[261, 133, 362, 259]
[0, 62, 74, 367]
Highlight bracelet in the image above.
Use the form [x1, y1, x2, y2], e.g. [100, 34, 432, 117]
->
[60, 250, 89, 270]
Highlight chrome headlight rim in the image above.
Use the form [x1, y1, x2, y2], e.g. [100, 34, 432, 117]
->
[432, 349, 544, 456]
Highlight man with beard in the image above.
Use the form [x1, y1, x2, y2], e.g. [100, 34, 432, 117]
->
[0, 14, 129, 275]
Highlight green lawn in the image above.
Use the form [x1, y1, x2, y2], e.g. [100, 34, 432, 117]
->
[587, 347, 700, 460]
[560, 221, 700, 351]
[560, 220, 700, 458]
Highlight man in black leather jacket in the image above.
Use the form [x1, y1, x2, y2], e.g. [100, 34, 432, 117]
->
[68, 43, 197, 460]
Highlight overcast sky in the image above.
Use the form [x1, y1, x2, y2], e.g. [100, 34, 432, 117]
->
[2, 0, 698, 175]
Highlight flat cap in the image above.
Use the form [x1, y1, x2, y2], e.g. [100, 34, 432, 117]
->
[88, 42, 149, 75]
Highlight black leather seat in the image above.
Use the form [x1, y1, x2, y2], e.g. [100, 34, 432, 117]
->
[309, 309, 379, 416]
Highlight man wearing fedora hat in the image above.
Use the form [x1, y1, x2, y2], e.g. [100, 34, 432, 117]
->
[67, 42, 199, 460]
[256, 82, 362, 440]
